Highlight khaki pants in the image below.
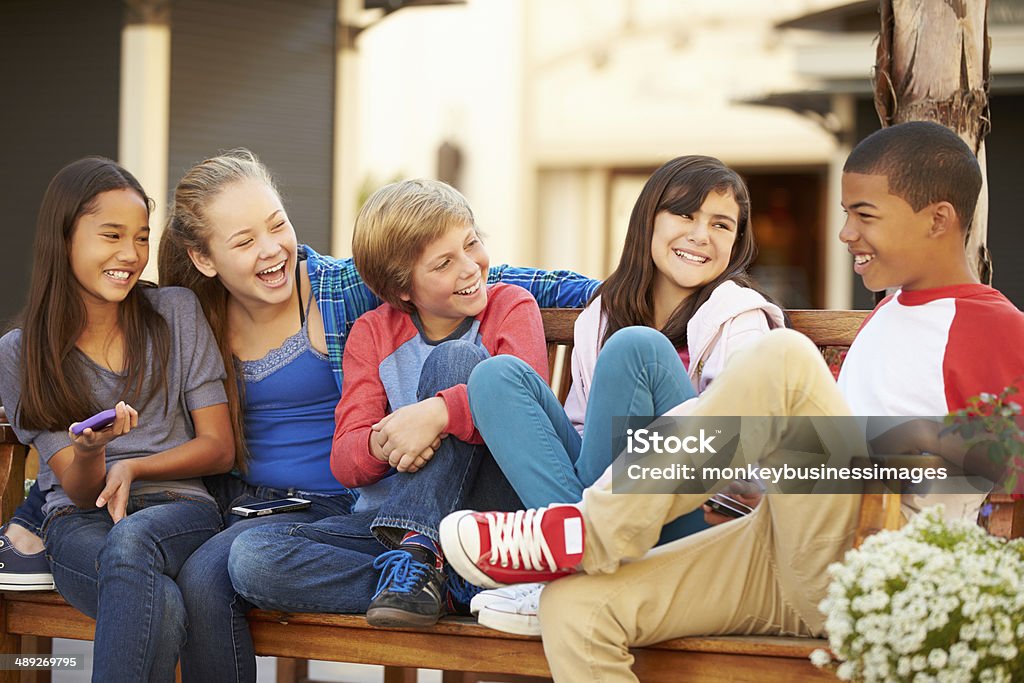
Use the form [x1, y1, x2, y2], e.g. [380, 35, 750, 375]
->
[539, 329, 864, 682]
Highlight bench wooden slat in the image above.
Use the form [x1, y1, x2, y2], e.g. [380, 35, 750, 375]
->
[540, 309, 576, 344]
[787, 310, 868, 347]
[631, 650, 837, 683]
[0, 593, 828, 658]
[540, 308, 870, 348]
[2, 594, 94, 641]
[0, 592, 829, 680]
[0, 592, 831, 681]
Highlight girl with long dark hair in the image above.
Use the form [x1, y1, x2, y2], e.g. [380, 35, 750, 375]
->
[465, 155, 785, 634]
[0, 157, 233, 682]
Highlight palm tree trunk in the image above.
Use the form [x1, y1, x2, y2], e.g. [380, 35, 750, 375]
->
[874, 0, 992, 283]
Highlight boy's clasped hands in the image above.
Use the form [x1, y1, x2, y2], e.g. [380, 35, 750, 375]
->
[371, 396, 448, 473]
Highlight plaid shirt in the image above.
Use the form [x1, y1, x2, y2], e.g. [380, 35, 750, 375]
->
[302, 244, 600, 391]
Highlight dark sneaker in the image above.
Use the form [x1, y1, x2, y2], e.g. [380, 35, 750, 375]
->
[0, 533, 54, 591]
[445, 569, 482, 617]
[366, 548, 445, 627]
[439, 505, 584, 589]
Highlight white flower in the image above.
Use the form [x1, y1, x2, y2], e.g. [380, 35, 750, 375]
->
[898, 656, 913, 677]
[810, 649, 832, 668]
[814, 504, 1024, 682]
[928, 648, 948, 669]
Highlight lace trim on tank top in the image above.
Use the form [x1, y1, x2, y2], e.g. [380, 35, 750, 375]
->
[240, 260, 327, 383]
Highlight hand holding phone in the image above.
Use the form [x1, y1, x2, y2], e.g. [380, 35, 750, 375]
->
[704, 493, 756, 522]
[69, 402, 139, 452]
[230, 498, 312, 518]
[71, 409, 118, 436]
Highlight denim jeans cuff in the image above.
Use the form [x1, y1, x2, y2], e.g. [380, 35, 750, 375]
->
[7, 516, 43, 536]
[370, 516, 439, 548]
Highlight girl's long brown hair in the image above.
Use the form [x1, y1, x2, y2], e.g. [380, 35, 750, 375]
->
[159, 149, 279, 470]
[16, 157, 170, 431]
[598, 155, 778, 349]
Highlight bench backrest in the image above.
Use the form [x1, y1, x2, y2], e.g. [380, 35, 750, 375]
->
[540, 308, 868, 404]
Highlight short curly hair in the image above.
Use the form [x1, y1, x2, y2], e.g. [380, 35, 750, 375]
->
[844, 121, 982, 232]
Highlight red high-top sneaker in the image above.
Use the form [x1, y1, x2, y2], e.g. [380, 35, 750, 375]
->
[439, 505, 584, 589]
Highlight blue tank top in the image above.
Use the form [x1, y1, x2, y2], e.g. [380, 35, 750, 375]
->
[240, 321, 349, 495]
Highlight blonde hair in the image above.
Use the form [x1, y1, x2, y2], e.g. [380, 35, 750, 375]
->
[158, 148, 280, 470]
[353, 179, 475, 312]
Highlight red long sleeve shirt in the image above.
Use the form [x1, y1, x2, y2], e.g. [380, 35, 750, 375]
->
[330, 283, 548, 488]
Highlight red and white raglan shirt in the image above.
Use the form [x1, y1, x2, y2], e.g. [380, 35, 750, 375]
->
[838, 284, 1024, 520]
[330, 283, 547, 512]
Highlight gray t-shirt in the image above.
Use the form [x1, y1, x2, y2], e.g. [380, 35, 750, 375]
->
[0, 287, 227, 515]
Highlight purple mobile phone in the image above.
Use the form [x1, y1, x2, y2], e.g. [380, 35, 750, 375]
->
[71, 409, 118, 436]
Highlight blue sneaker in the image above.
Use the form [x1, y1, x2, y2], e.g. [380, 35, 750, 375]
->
[0, 533, 54, 591]
[366, 548, 445, 627]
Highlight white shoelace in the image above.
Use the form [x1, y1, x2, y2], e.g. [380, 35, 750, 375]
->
[485, 509, 558, 571]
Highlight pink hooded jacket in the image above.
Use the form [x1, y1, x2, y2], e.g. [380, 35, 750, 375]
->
[564, 280, 786, 431]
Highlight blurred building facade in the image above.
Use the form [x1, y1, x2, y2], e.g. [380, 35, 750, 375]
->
[2, 0, 1023, 327]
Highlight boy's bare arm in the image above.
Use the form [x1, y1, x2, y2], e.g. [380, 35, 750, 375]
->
[869, 418, 1005, 483]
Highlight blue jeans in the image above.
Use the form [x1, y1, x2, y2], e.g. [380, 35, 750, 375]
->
[372, 340, 521, 546]
[228, 509, 387, 613]
[230, 340, 521, 614]
[176, 474, 356, 683]
[8, 480, 46, 535]
[469, 326, 708, 541]
[41, 492, 222, 683]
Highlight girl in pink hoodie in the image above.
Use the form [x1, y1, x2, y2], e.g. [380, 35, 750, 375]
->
[465, 156, 785, 634]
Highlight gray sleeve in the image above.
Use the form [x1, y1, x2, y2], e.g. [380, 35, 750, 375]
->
[172, 290, 228, 412]
[0, 330, 73, 464]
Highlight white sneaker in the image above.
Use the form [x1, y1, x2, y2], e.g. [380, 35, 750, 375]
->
[476, 583, 544, 636]
[469, 582, 544, 615]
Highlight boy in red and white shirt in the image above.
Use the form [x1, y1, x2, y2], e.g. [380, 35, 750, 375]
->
[439, 122, 1024, 681]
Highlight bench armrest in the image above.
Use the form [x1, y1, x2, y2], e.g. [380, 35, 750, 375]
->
[0, 406, 30, 525]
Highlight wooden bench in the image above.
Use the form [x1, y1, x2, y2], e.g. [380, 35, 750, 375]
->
[1, 308, 1021, 683]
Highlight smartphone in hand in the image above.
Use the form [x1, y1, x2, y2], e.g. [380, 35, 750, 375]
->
[705, 493, 754, 519]
[71, 409, 118, 436]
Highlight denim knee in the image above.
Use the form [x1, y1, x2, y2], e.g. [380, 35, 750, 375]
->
[468, 354, 531, 394]
[97, 514, 161, 571]
[602, 326, 674, 363]
[418, 340, 489, 397]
